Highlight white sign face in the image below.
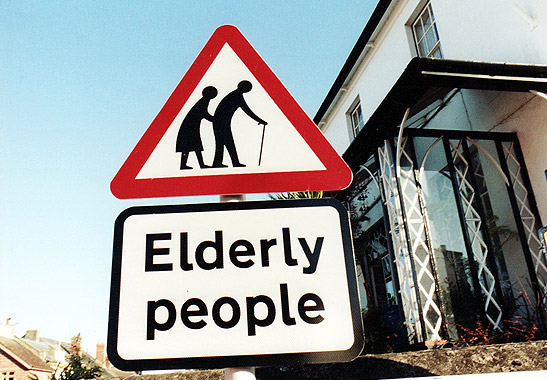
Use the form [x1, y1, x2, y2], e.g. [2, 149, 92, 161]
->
[107, 199, 363, 370]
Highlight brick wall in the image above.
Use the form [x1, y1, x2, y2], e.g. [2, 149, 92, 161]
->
[0, 349, 27, 380]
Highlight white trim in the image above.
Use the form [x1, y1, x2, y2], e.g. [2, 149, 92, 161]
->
[530, 90, 547, 100]
[421, 71, 547, 83]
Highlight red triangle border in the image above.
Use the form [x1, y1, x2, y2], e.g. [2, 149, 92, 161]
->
[111, 25, 352, 199]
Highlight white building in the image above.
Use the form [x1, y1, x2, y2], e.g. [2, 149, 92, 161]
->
[315, 0, 547, 346]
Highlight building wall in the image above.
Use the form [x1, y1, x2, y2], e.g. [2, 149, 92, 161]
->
[436, 0, 547, 64]
[320, 0, 547, 222]
[0, 351, 26, 380]
[500, 96, 547, 222]
[321, 0, 547, 151]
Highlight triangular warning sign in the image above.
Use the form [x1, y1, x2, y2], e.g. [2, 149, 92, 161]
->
[111, 25, 353, 199]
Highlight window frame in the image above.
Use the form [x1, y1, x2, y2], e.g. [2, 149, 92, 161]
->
[412, 2, 443, 58]
[1, 371, 15, 380]
[349, 101, 365, 138]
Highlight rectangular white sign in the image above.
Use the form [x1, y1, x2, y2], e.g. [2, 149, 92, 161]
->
[107, 199, 363, 370]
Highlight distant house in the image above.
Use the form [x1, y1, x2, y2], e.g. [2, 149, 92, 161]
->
[0, 321, 132, 380]
[0, 330, 53, 380]
[315, 0, 547, 347]
[21, 332, 133, 379]
[20, 331, 65, 369]
[0, 321, 53, 380]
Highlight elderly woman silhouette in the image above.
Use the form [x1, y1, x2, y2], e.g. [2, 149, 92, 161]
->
[176, 86, 218, 169]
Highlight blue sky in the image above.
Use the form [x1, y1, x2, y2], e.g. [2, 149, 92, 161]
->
[0, 1, 376, 355]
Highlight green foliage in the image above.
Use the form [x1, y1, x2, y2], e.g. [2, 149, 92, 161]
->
[52, 355, 102, 380]
[268, 191, 323, 200]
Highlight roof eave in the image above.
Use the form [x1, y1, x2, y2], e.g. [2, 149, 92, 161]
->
[314, 0, 396, 125]
[342, 57, 547, 169]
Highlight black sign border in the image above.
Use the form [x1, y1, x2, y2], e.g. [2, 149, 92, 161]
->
[108, 198, 363, 370]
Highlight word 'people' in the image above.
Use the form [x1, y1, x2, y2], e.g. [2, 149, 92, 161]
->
[175, 80, 267, 170]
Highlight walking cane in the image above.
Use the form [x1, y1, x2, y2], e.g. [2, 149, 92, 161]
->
[258, 123, 266, 166]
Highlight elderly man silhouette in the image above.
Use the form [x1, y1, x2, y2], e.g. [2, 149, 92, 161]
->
[211, 80, 267, 168]
[175, 86, 218, 169]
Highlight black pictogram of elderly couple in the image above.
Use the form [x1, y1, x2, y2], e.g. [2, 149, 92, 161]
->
[176, 80, 267, 169]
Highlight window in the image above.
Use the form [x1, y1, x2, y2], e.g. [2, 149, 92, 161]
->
[412, 2, 443, 58]
[349, 102, 364, 138]
[367, 225, 397, 308]
[1, 371, 15, 380]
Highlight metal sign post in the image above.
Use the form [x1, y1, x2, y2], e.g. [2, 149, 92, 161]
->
[225, 367, 255, 380]
[220, 195, 256, 380]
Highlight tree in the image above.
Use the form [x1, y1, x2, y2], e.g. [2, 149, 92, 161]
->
[268, 191, 323, 200]
[51, 354, 102, 380]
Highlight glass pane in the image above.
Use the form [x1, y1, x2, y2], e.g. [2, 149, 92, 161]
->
[473, 140, 538, 320]
[413, 136, 479, 339]
[345, 160, 384, 238]
[417, 40, 429, 58]
[372, 263, 387, 307]
[414, 19, 424, 41]
[351, 111, 359, 127]
[385, 279, 397, 306]
[503, 142, 544, 285]
[382, 254, 392, 279]
[425, 30, 437, 55]
[422, 8, 432, 31]
[431, 44, 443, 58]
[351, 104, 364, 136]
[356, 105, 362, 119]
[355, 263, 369, 312]
[429, 5, 436, 22]
[432, 23, 440, 42]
